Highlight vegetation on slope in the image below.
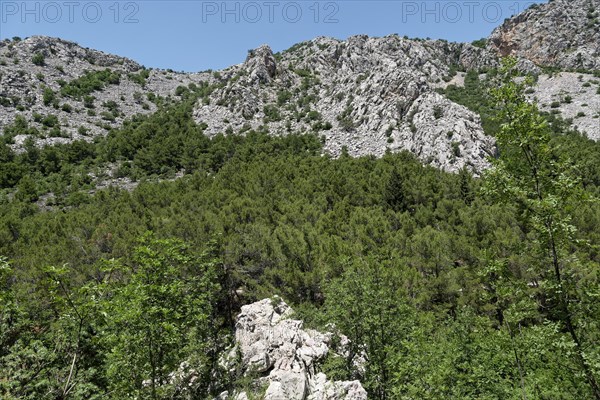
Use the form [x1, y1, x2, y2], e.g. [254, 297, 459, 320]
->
[0, 60, 599, 399]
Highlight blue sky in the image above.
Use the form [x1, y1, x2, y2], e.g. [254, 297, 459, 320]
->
[1, 0, 546, 72]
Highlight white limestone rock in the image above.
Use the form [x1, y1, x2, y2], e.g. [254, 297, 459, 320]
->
[223, 297, 367, 400]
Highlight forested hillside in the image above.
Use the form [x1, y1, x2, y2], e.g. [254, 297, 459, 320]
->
[1, 59, 600, 399]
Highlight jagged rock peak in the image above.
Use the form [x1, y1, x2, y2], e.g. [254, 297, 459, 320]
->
[244, 44, 278, 83]
[218, 297, 367, 400]
[488, 0, 600, 70]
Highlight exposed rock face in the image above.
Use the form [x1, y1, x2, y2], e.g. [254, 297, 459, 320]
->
[0, 36, 211, 148]
[531, 72, 600, 140]
[488, 0, 600, 70]
[219, 298, 367, 400]
[245, 45, 279, 84]
[404, 92, 495, 170]
[193, 36, 496, 173]
[458, 45, 499, 71]
[3, 0, 600, 175]
[1, 35, 497, 174]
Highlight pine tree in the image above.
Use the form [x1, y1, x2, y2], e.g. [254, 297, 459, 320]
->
[384, 168, 406, 212]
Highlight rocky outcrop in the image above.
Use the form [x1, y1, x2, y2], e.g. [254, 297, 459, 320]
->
[488, 0, 600, 70]
[458, 45, 498, 71]
[1, 34, 497, 173]
[3, 4, 600, 174]
[245, 45, 279, 84]
[193, 36, 496, 173]
[0, 36, 211, 148]
[218, 298, 367, 400]
[403, 92, 495, 171]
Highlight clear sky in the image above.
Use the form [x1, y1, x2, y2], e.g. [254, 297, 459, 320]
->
[0, 0, 546, 72]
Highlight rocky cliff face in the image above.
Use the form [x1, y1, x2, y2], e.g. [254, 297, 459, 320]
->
[488, 0, 600, 70]
[218, 298, 367, 400]
[193, 36, 496, 173]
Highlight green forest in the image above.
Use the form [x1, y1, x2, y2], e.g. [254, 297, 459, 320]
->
[1, 60, 600, 399]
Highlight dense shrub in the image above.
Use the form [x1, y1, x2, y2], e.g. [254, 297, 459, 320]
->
[0, 70, 599, 399]
[60, 69, 121, 99]
[31, 52, 45, 66]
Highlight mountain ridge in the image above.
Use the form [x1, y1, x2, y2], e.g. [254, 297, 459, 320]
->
[1, 0, 599, 174]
